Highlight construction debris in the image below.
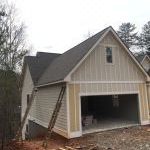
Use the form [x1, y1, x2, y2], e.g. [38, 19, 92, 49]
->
[58, 144, 98, 150]
[4, 125, 150, 150]
[82, 115, 93, 127]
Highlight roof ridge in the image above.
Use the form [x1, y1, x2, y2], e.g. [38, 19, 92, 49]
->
[61, 26, 110, 55]
[36, 51, 61, 55]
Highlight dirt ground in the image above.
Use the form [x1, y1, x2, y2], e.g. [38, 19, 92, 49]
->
[8, 125, 150, 150]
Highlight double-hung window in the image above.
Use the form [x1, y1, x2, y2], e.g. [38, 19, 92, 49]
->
[106, 47, 113, 64]
[27, 94, 30, 106]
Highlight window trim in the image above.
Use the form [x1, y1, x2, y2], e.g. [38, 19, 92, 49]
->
[26, 124, 29, 133]
[27, 94, 30, 106]
[105, 46, 114, 65]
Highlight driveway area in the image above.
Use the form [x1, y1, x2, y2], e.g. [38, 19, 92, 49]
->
[6, 125, 150, 150]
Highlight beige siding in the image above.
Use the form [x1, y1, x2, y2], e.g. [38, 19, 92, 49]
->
[71, 32, 146, 82]
[22, 68, 68, 137]
[68, 83, 150, 133]
[22, 66, 34, 117]
[68, 84, 80, 132]
[142, 57, 150, 72]
[138, 83, 149, 121]
[147, 84, 150, 113]
[79, 83, 138, 94]
[21, 66, 34, 139]
[30, 84, 67, 132]
[68, 31, 149, 134]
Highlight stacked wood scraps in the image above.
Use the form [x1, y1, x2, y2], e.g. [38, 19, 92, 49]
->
[57, 144, 98, 150]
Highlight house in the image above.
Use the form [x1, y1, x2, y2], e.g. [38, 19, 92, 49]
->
[22, 26, 150, 140]
[136, 53, 150, 74]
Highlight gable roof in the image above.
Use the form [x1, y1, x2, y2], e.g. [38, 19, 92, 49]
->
[29, 26, 149, 87]
[24, 52, 60, 84]
[37, 27, 109, 86]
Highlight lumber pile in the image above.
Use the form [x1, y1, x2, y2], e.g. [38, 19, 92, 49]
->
[82, 115, 93, 126]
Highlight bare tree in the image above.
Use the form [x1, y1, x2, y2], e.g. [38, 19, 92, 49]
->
[0, 2, 28, 149]
[0, 3, 28, 71]
[83, 31, 93, 40]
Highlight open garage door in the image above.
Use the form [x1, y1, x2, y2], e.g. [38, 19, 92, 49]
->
[81, 94, 140, 134]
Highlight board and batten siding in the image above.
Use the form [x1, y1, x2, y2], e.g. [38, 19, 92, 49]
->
[147, 84, 150, 112]
[30, 84, 68, 137]
[21, 65, 34, 139]
[68, 31, 150, 134]
[71, 32, 145, 82]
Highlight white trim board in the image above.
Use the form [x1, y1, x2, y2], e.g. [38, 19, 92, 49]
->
[79, 91, 139, 96]
[66, 83, 70, 137]
[69, 131, 82, 138]
[141, 120, 150, 125]
[36, 80, 64, 88]
[69, 81, 145, 84]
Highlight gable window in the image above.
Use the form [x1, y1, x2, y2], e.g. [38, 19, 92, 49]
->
[106, 47, 113, 63]
[27, 94, 30, 105]
[26, 124, 29, 133]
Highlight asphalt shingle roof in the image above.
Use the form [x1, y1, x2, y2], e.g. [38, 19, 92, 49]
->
[37, 27, 108, 86]
[24, 52, 60, 84]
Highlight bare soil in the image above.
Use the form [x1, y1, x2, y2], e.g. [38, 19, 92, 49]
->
[6, 125, 150, 150]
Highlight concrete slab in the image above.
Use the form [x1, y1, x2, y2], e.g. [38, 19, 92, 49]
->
[83, 118, 138, 134]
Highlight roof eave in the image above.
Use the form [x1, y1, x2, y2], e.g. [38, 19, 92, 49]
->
[36, 80, 65, 88]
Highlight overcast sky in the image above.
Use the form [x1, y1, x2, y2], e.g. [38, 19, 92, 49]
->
[8, 0, 150, 54]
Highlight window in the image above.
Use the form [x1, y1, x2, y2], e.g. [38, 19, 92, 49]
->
[26, 124, 28, 132]
[27, 94, 30, 105]
[106, 47, 113, 63]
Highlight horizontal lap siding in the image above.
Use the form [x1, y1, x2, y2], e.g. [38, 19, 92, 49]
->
[30, 85, 67, 131]
[22, 66, 34, 118]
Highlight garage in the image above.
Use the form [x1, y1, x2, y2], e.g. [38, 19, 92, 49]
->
[81, 94, 140, 134]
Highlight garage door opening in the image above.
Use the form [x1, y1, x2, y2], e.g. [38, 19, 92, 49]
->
[81, 94, 139, 134]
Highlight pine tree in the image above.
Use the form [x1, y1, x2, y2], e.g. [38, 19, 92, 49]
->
[139, 21, 150, 54]
[117, 23, 138, 48]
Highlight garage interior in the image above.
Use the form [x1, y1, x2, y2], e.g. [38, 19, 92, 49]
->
[81, 94, 139, 133]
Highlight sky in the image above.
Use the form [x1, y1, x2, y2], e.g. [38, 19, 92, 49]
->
[8, 0, 150, 55]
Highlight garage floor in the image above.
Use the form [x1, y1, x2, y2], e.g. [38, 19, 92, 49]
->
[83, 118, 138, 134]
[81, 94, 139, 134]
